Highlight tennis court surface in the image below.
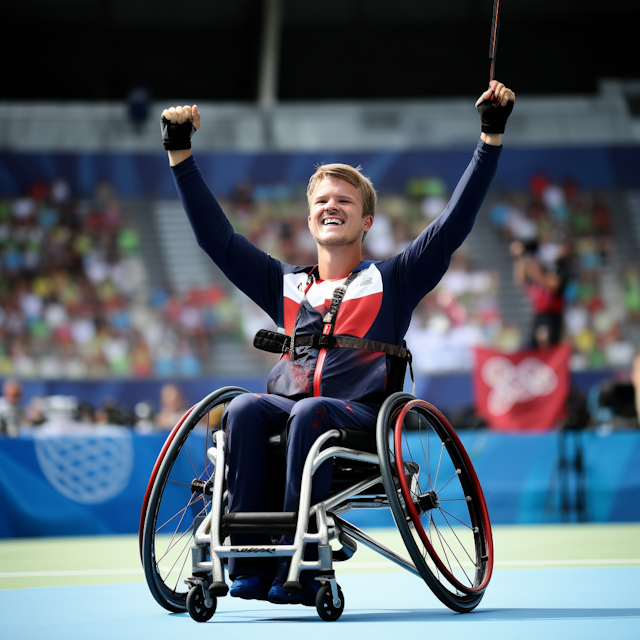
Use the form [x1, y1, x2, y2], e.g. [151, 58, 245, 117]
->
[1, 524, 638, 639]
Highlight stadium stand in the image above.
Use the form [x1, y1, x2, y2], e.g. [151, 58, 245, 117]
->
[0, 167, 636, 383]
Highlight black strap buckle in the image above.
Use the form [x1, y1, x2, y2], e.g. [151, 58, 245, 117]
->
[253, 329, 291, 355]
[317, 334, 336, 349]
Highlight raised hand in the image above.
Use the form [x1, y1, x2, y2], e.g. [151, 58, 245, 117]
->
[161, 104, 201, 130]
[475, 81, 515, 144]
[475, 81, 515, 109]
[160, 105, 200, 165]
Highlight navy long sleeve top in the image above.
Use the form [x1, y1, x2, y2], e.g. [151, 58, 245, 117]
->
[171, 139, 501, 405]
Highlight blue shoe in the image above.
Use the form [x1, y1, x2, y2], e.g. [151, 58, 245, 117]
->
[229, 575, 270, 601]
[268, 579, 320, 606]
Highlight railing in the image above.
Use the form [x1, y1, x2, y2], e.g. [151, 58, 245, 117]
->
[0, 80, 638, 152]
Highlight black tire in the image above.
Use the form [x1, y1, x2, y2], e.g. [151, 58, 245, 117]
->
[141, 387, 248, 613]
[315, 584, 345, 621]
[186, 585, 217, 622]
[376, 393, 494, 613]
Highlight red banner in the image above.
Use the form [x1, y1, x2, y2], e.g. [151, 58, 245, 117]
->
[473, 344, 571, 431]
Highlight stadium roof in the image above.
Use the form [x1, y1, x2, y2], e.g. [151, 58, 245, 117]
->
[3, 0, 638, 101]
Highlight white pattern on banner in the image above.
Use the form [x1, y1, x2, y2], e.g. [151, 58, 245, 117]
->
[481, 356, 559, 416]
[34, 428, 134, 504]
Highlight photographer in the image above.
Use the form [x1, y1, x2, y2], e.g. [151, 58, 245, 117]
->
[510, 237, 571, 349]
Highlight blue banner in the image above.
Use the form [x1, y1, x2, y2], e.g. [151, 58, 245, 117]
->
[1, 146, 639, 198]
[0, 428, 638, 538]
[0, 428, 165, 537]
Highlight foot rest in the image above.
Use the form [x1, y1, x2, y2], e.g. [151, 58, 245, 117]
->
[208, 581, 229, 597]
[282, 580, 303, 593]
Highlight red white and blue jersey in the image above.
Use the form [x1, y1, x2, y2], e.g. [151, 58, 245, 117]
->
[171, 139, 502, 407]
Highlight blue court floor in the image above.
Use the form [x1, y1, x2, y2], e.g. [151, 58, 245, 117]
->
[1, 567, 638, 640]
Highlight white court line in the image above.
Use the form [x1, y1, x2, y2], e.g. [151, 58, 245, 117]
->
[1, 558, 639, 578]
[0, 569, 144, 578]
[341, 559, 640, 569]
[495, 559, 640, 567]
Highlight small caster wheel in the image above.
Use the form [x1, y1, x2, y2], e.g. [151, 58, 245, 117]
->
[186, 585, 217, 622]
[315, 583, 345, 621]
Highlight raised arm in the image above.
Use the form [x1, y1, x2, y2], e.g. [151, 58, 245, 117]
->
[391, 81, 515, 312]
[160, 104, 285, 321]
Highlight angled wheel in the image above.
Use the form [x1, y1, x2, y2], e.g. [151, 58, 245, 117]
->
[315, 584, 345, 621]
[186, 585, 217, 622]
[140, 386, 248, 613]
[376, 393, 494, 613]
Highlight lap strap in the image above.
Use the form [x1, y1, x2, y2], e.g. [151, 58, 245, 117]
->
[253, 329, 410, 360]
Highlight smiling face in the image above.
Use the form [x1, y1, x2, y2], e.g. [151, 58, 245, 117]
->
[308, 176, 373, 248]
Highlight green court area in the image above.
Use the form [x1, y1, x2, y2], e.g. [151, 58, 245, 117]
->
[1, 523, 638, 591]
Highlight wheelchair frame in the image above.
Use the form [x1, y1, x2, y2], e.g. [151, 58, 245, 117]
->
[140, 387, 494, 622]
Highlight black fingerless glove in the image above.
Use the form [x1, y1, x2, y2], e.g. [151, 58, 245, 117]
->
[477, 99, 514, 134]
[160, 116, 196, 150]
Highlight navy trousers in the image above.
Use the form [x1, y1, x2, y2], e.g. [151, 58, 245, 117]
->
[223, 393, 378, 579]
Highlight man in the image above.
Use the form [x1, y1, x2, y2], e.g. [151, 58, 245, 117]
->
[0, 379, 25, 437]
[161, 80, 515, 604]
[510, 236, 570, 349]
[0, 379, 46, 436]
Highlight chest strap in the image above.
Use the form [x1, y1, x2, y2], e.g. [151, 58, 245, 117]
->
[253, 329, 414, 395]
[321, 271, 360, 336]
[254, 269, 362, 356]
[254, 329, 411, 360]
[253, 269, 415, 393]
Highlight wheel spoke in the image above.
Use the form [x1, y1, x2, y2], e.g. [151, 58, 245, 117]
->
[436, 469, 461, 495]
[427, 513, 441, 581]
[431, 515, 455, 576]
[198, 465, 214, 483]
[438, 506, 474, 531]
[185, 441, 199, 479]
[155, 492, 203, 537]
[163, 524, 199, 591]
[401, 424, 426, 494]
[438, 510, 478, 568]
[154, 502, 192, 537]
[156, 500, 206, 564]
[433, 442, 445, 491]
[156, 524, 193, 573]
[167, 479, 195, 488]
[432, 517, 473, 586]
[418, 418, 432, 492]
[155, 497, 207, 568]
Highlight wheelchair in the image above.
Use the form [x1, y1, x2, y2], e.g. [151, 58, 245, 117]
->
[139, 386, 493, 622]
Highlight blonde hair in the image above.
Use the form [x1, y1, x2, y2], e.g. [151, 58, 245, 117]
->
[306, 163, 377, 221]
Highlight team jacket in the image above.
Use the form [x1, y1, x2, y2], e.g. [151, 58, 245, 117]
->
[171, 139, 501, 407]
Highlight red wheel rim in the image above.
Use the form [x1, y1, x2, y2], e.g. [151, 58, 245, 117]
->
[138, 405, 196, 560]
[393, 399, 493, 594]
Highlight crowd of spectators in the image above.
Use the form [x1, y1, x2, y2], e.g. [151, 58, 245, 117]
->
[0, 178, 247, 379]
[0, 177, 148, 378]
[0, 168, 635, 384]
[488, 172, 635, 370]
[1, 169, 639, 435]
[0, 378, 194, 436]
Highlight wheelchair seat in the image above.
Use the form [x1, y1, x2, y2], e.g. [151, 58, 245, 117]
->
[266, 427, 380, 497]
